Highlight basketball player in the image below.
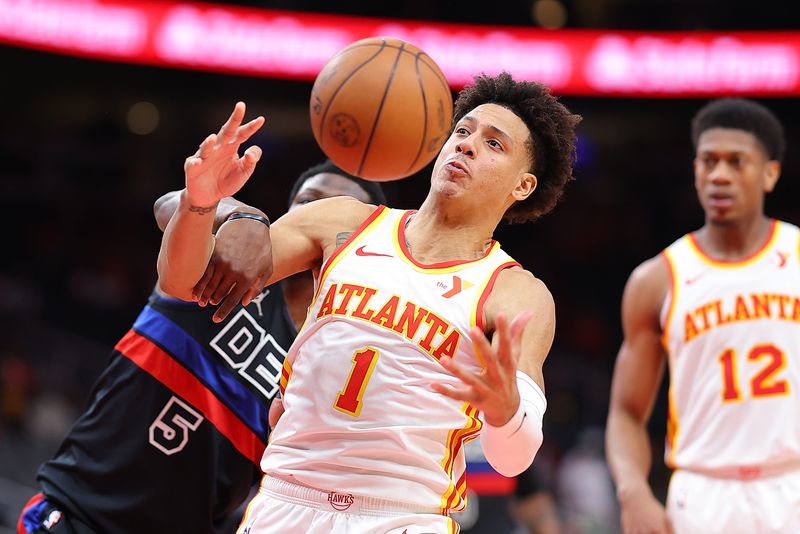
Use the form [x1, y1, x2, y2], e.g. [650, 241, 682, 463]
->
[606, 98, 800, 533]
[158, 72, 580, 533]
[17, 159, 385, 534]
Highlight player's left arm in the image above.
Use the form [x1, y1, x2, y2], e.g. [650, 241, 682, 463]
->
[433, 267, 553, 476]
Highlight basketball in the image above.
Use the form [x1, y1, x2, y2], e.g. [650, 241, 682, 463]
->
[309, 37, 453, 181]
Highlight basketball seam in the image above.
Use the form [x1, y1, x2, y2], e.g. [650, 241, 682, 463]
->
[416, 53, 451, 95]
[346, 44, 450, 91]
[357, 42, 406, 176]
[406, 53, 429, 174]
[317, 41, 387, 147]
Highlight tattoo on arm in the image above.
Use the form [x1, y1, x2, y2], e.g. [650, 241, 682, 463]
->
[189, 204, 217, 215]
[336, 232, 352, 247]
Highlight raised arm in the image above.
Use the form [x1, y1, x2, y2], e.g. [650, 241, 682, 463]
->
[157, 102, 265, 301]
[433, 267, 554, 476]
[606, 256, 672, 534]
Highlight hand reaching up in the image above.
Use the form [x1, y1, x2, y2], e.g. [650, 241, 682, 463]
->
[184, 102, 265, 208]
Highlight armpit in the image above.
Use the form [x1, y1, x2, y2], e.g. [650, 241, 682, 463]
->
[336, 232, 353, 248]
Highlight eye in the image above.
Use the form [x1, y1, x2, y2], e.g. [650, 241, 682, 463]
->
[487, 139, 503, 150]
[454, 126, 469, 136]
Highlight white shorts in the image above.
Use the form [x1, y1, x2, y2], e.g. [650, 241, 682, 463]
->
[237, 477, 460, 534]
[667, 468, 800, 534]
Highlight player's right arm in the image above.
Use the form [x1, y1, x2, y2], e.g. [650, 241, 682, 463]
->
[157, 102, 375, 317]
[606, 255, 672, 534]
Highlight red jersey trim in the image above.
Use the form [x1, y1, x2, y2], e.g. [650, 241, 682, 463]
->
[473, 261, 522, 332]
[687, 219, 778, 267]
[396, 210, 500, 272]
[116, 330, 265, 465]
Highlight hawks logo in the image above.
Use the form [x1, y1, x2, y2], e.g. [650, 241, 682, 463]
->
[327, 491, 355, 511]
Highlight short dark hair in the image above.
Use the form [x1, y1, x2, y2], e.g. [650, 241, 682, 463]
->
[691, 98, 785, 163]
[453, 72, 581, 224]
[288, 160, 387, 208]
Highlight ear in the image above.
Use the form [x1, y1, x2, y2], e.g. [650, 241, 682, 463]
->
[763, 160, 781, 193]
[512, 172, 537, 202]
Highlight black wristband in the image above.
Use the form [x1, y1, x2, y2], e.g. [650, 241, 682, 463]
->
[226, 211, 271, 228]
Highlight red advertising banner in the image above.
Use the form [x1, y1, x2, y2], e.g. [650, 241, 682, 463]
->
[2, 0, 799, 97]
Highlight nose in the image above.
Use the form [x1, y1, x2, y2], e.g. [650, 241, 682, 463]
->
[455, 135, 476, 157]
[708, 161, 733, 185]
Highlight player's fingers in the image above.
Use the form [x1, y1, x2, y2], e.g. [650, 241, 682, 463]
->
[439, 356, 481, 388]
[213, 285, 246, 323]
[218, 102, 246, 144]
[198, 267, 225, 306]
[242, 275, 266, 306]
[209, 275, 236, 306]
[240, 145, 263, 177]
[192, 262, 216, 302]
[430, 381, 473, 402]
[198, 133, 218, 158]
[507, 310, 534, 366]
[493, 312, 511, 364]
[236, 116, 265, 143]
[469, 326, 493, 369]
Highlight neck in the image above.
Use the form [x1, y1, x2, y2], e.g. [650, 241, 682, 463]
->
[697, 214, 772, 261]
[406, 198, 499, 263]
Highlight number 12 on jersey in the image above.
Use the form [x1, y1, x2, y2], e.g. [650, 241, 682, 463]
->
[718, 343, 790, 402]
[335, 348, 380, 417]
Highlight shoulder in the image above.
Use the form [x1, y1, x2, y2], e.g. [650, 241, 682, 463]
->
[485, 266, 554, 330]
[283, 196, 377, 229]
[626, 253, 670, 299]
[621, 253, 671, 329]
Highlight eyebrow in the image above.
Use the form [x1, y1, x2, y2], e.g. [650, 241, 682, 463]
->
[460, 115, 513, 146]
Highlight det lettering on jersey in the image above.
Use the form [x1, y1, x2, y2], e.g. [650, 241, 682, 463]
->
[210, 308, 286, 400]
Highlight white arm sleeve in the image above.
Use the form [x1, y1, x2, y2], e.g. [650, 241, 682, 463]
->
[480, 371, 546, 477]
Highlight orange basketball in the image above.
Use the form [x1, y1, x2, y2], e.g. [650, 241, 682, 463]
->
[309, 37, 453, 181]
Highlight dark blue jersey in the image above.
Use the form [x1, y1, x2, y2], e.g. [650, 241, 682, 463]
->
[37, 285, 296, 533]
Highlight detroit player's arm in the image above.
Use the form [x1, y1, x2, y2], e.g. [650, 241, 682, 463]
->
[606, 256, 670, 507]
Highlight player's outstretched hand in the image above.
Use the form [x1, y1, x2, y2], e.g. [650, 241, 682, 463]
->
[432, 311, 533, 427]
[192, 214, 273, 322]
[184, 102, 265, 208]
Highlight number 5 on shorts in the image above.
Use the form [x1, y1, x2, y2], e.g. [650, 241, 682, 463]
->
[334, 348, 380, 417]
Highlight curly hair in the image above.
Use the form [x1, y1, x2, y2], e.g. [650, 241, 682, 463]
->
[691, 98, 785, 163]
[453, 72, 581, 224]
[288, 159, 386, 209]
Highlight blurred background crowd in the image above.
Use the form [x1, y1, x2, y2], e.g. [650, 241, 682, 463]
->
[1, 0, 798, 532]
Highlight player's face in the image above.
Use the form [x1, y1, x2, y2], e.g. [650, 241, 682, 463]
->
[431, 103, 536, 207]
[289, 172, 372, 211]
[694, 128, 780, 225]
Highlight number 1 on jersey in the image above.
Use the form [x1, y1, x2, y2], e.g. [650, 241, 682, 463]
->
[335, 348, 380, 416]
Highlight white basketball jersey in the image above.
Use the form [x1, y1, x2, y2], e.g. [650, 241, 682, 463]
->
[262, 206, 521, 514]
[661, 219, 800, 471]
